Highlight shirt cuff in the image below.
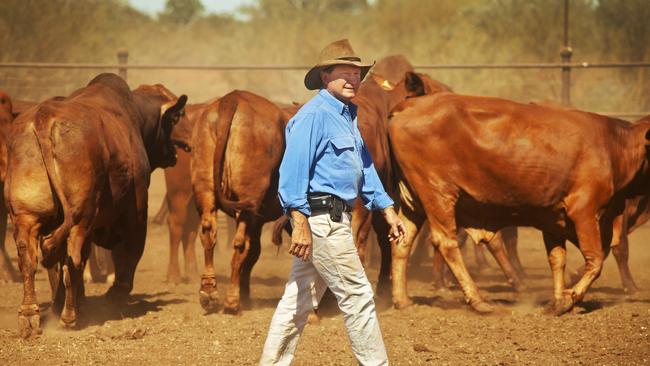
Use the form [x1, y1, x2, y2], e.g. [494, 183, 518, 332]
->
[283, 201, 311, 217]
[365, 192, 394, 211]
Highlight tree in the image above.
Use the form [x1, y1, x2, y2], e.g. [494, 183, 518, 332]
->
[159, 0, 205, 25]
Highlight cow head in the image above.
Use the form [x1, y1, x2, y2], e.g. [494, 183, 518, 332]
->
[133, 84, 188, 169]
[159, 94, 189, 168]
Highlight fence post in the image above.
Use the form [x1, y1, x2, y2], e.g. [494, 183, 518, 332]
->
[117, 48, 129, 82]
[560, 0, 572, 106]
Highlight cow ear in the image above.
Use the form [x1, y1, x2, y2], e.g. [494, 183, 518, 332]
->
[405, 72, 425, 97]
[162, 95, 188, 127]
[371, 74, 394, 91]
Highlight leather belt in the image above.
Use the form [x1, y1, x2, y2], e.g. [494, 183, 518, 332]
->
[308, 193, 352, 222]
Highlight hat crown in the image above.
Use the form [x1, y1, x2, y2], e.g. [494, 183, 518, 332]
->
[318, 39, 361, 63]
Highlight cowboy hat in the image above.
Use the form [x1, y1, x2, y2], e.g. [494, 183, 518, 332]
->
[304, 39, 375, 90]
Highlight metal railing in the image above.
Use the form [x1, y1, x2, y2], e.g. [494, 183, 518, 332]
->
[1, 49, 649, 119]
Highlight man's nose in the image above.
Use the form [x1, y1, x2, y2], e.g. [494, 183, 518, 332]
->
[346, 76, 360, 85]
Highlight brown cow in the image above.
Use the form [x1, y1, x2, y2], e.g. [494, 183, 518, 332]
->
[0, 90, 18, 283]
[162, 103, 205, 284]
[350, 55, 452, 298]
[5, 73, 187, 337]
[192, 90, 297, 314]
[388, 92, 650, 315]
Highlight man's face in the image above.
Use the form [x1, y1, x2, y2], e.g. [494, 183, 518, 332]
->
[320, 65, 361, 102]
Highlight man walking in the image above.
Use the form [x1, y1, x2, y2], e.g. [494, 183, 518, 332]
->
[260, 39, 406, 366]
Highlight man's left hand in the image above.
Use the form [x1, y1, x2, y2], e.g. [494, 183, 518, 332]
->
[382, 206, 407, 242]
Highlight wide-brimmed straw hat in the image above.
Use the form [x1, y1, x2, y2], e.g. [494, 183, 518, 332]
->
[304, 39, 375, 90]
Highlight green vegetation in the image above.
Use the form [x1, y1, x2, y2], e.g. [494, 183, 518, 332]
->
[0, 0, 648, 115]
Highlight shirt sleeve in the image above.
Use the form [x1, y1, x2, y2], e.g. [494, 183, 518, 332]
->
[359, 138, 394, 211]
[278, 113, 322, 216]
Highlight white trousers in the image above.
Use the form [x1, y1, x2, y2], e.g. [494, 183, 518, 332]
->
[259, 213, 388, 366]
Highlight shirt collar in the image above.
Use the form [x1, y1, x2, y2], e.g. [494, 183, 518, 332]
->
[318, 89, 357, 118]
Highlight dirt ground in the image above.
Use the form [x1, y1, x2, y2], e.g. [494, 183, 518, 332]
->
[1, 170, 649, 365]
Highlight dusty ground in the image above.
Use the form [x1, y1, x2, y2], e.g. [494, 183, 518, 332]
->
[1, 170, 649, 365]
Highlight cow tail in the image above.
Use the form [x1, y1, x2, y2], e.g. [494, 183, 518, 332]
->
[212, 95, 255, 217]
[33, 108, 73, 265]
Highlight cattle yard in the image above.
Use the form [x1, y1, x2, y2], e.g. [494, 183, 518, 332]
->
[2, 5, 650, 363]
[0, 169, 648, 364]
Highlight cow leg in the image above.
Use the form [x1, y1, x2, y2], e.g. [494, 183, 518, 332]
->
[166, 200, 184, 284]
[542, 232, 572, 315]
[473, 242, 491, 272]
[423, 198, 493, 313]
[371, 212, 392, 300]
[107, 218, 146, 305]
[570, 216, 605, 306]
[228, 220, 262, 313]
[0, 197, 19, 283]
[610, 215, 638, 294]
[14, 215, 42, 338]
[59, 222, 93, 328]
[432, 247, 455, 291]
[352, 206, 373, 267]
[483, 231, 526, 292]
[223, 218, 252, 314]
[87, 244, 111, 283]
[390, 206, 424, 309]
[502, 226, 525, 279]
[152, 196, 169, 225]
[181, 201, 199, 282]
[612, 231, 638, 293]
[198, 209, 219, 312]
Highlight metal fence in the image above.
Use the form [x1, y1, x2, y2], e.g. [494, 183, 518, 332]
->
[1, 49, 649, 119]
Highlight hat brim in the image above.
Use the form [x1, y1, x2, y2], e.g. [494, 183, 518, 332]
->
[304, 59, 375, 90]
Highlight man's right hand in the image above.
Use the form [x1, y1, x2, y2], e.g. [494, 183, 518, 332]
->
[288, 210, 312, 261]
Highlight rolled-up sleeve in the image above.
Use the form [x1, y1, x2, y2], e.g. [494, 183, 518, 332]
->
[278, 113, 322, 216]
[359, 141, 394, 211]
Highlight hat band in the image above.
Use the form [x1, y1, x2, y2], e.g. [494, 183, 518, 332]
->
[335, 56, 362, 62]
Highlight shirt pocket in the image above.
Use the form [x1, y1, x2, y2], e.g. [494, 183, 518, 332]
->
[328, 136, 360, 171]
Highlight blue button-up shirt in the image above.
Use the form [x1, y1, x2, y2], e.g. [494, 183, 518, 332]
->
[278, 89, 394, 216]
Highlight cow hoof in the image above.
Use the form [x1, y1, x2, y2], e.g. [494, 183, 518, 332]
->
[223, 294, 241, 315]
[545, 295, 574, 316]
[393, 297, 413, 310]
[469, 299, 494, 314]
[307, 312, 321, 325]
[105, 285, 130, 305]
[18, 304, 42, 339]
[512, 280, 528, 293]
[623, 283, 640, 295]
[375, 282, 391, 300]
[59, 315, 77, 329]
[199, 290, 220, 313]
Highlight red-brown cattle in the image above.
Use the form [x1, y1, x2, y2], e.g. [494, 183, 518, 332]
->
[388, 92, 650, 315]
[0, 90, 18, 283]
[192, 90, 296, 314]
[350, 55, 452, 297]
[5, 73, 187, 337]
[161, 103, 205, 284]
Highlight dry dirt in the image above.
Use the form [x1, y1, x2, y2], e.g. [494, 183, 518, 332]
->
[1, 170, 649, 365]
